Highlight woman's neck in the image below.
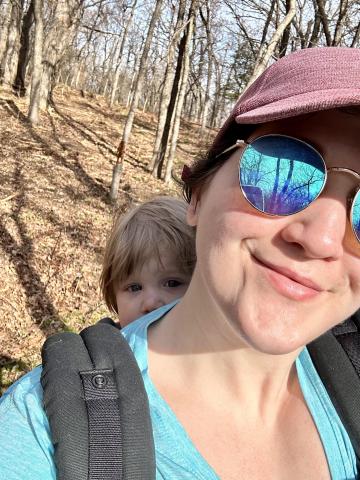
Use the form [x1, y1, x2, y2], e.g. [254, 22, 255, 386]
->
[148, 272, 303, 422]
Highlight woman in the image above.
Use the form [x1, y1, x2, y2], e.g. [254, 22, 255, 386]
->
[1, 47, 360, 480]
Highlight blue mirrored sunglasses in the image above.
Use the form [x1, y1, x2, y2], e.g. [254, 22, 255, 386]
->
[219, 134, 360, 245]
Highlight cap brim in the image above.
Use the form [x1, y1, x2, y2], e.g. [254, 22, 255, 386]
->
[235, 88, 360, 124]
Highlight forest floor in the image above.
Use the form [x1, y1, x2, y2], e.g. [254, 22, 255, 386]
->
[0, 84, 215, 395]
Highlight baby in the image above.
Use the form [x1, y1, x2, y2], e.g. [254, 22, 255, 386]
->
[100, 196, 196, 327]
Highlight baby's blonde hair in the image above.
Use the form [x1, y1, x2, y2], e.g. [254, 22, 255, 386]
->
[100, 196, 196, 313]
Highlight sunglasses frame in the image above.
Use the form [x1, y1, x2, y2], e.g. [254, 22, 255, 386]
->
[218, 134, 360, 243]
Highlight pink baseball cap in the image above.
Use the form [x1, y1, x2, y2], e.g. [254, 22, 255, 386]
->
[214, 47, 360, 148]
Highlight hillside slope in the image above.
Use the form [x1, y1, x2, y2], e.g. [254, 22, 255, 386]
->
[0, 85, 213, 393]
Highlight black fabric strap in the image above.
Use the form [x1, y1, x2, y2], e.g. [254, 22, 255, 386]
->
[308, 321, 360, 468]
[41, 321, 156, 480]
[80, 369, 123, 480]
[334, 314, 360, 378]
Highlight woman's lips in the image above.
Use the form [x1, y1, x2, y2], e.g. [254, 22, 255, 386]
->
[252, 255, 324, 301]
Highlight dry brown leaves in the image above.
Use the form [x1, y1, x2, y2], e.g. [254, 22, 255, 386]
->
[0, 84, 215, 394]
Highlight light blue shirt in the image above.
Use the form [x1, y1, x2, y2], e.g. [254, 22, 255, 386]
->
[0, 302, 357, 479]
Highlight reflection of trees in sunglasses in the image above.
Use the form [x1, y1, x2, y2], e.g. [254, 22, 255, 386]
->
[238, 137, 360, 245]
[352, 193, 360, 240]
[240, 147, 325, 215]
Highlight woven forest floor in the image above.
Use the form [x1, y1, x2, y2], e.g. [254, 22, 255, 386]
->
[0, 84, 215, 395]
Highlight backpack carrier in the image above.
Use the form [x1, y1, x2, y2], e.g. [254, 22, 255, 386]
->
[41, 311, 360, 480]
[41, 319, 155, 480]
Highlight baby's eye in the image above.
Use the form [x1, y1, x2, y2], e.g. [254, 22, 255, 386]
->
[164, 279, 183, 288]
[126, 283, 142, 292]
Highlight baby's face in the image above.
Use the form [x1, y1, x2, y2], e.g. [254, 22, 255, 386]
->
[115, 255, 191, 327]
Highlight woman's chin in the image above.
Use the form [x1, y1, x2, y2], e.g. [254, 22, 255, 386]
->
[238, 328, 303, 355]
[227, 305, 309, 356]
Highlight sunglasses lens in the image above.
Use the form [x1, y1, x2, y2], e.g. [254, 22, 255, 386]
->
[351, 190, 360, 242]
[239, 135, 326, 215]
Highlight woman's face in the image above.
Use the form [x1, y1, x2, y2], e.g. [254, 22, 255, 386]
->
[188, 109, 360, 354]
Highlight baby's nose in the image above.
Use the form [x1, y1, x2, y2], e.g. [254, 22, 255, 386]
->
[141, 291, 164, 314]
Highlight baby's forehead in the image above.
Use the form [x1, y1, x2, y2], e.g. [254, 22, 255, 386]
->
[115, 237, 193, 286]
[137, 253, 186, 275]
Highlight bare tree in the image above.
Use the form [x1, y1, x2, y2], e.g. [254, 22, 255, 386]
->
[199, 3, 214, 131]
[350, 20, 360, 47]
[278, 0, 293, 56]
[332, 0, 349, 46]
[245, 0, 296, 88]
[110, 0, 164, 201]
[148, 0, 187, 173]
[12, 0, 35, 96]
[163, 0, 199, 183]
[0, 0, 25, 84]
[28, 0, 43, 125]
[0, 0, 13, 81]
[109, 0, 137, 108]
[259, 0, 277, 52]
[308, 0, 322, 47]
[40, 0, 85, 108]
[4, 0, 360, 189]
[151, 1, 194, 178]
[315, 0, 332, 46]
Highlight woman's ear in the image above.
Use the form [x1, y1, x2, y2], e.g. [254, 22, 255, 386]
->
[187, 191, 200, 227]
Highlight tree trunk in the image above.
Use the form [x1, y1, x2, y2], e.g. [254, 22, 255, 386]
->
[125, 41, 143, 107]
[73, 58, 84, 89]
[259, 0, 276, 50]
[200, 55, 212, 131]
[308, 0, 321, 47]
[332, 0, 349, 46]
[71, 2, 103, 91]
[40, 0, 84, 109]
[152, 52, 183, 177]
[278, 0, 293, 57]
[315, 0, 332, 46]
[100, 40, 114, 96]
[0, 0, 13, 82]
[245, 0, 296, 89]
[302, 19, 314, 48]
[200, 4, 213, 132]
[148, 0, 187, 172]
[152, 4, 194, 178]
[350, 21, 360, 48]
[12, 0, 34, 96]
[110, 0, 164, 201]
[210, 59, 222, 127]
[1, 0, 24, 85]
[117, 45, 132, 104]
[163, 0, 198, 183]
[109, 0, 137, 108]
[194, 38, 205, 123]
[28, 0, 43, 125]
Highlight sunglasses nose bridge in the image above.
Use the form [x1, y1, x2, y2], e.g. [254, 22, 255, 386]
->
[326, 166, 360, 180]
[305, 168, 360, 252]
[325, 167, 360, 209]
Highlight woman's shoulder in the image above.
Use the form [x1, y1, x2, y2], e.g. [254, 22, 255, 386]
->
[0, 366, 55, 479]
[0, 365, 46, 432]
[0, 365, 43, 412]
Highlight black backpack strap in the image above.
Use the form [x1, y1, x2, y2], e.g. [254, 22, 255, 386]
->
[308, 311, 360, 468]
[41, 321, 155, 480]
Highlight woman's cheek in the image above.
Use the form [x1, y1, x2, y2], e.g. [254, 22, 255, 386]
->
[196, 218, 246, 297]
[347, 260, 360, 290]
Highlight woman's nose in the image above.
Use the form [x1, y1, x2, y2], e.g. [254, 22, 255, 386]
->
[280, 196, 347, 260]
[141, 290, 165, 314]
